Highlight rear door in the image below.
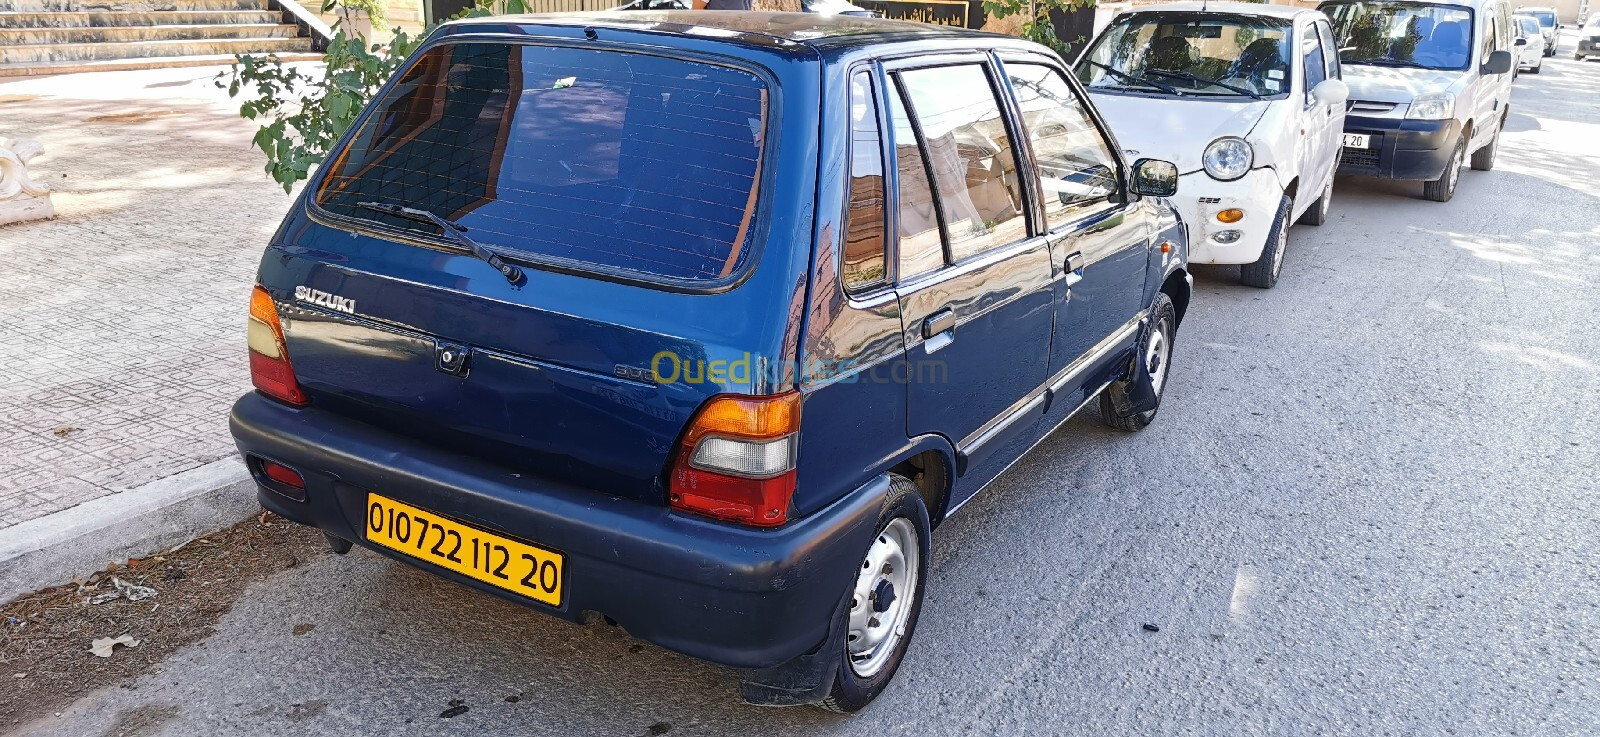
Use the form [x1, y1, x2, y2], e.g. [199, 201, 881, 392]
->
[883, 56, 1055, 470]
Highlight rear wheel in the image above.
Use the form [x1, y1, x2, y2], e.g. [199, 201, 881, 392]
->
[1240, 194, 1292, 288]
[1471, 117, 1503, 171]
[1298, 177, 1332, 226]
[818, 475, 930, 713]
[1099, 293, 1177, 432]
[1423, 135, 1465, 202]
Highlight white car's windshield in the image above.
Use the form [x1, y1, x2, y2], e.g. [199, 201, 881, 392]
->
[1075, 13, 1292, 99]
[1322, 1, 1475, 71]
[1530, 10, 1557, 27]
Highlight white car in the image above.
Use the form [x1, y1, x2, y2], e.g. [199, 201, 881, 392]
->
[1513, 14, 1547, 73]
[1075, 3, 1348, 288]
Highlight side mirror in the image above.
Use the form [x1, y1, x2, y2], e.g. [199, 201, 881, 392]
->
[1484, 49, 1514, 74]
[1312, 78, 1350, 106]
[1130, 158, 1178, 197]
[1515, 37, 1529, 46]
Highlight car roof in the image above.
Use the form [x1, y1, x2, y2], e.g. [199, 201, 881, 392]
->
[1122, 2, 1320, 20]
[442, 11, 1021, 53]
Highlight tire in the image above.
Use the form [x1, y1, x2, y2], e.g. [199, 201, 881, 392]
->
[1529, 57, 1542, 73]
[1240, 194, 1292, 288]
[1298, 177, 1332, 226]
[817, 475, 930, 713]
[1098, 292, 1178, 432]
[1471, 118, 1502, 171]
[1423, 135, 1465, 202]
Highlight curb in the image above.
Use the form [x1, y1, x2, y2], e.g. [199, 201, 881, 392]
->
[0, 457, 259, 604]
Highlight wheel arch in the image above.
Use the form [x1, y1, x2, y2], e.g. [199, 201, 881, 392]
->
[886, 444, 955, 529]
[1159, 268, 1192, 327]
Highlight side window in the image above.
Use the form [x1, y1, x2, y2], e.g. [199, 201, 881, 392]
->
[885, 79, 945, 280]
[895, 64, 1029, 264]
[1003, 63, 1121, 230]
[1480, 10, 1496, 61]
[843, 71, 887, 292]
[1303, 27, 1327, 102]
[1317, 21, 1340, 80]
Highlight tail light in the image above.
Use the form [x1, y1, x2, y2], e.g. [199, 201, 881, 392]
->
[669, 392, 800, 527]
[248, 285, 307, 406]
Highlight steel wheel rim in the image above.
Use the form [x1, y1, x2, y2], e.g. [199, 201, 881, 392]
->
[1447, 144, 1463, 191]
[1146, 317, 1171, 396]
[847, 517, 920, 678]
[1270, 215, 1288, 277]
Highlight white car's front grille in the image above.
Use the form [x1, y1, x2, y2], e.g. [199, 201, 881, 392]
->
[1348, 100, 1398, 115]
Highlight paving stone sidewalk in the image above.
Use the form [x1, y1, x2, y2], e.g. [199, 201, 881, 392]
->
[0, 66, 312, 531]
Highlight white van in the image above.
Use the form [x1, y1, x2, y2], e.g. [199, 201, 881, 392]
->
[1319, 0, 1516, 201]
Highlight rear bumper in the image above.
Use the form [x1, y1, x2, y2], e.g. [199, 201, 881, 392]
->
[1338, 115, 1461, 181]
[1578, 38, 1600, 56]
[229, 392, 885, 670]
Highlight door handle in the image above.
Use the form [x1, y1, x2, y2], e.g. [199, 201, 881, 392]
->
[922, 309, 956, 339]
[1063, 251, 1086, 288]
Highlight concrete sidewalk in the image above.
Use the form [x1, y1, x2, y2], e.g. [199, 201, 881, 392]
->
[0, 65, 307, 599]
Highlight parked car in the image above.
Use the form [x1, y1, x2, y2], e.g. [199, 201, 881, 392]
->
[1074, 3, 1347, 288]
[1577, 13, 1600, 59]
[1513, 13, 1547, 72]
[1319, 0, 1516, 202]
[229, 12, 1190, 712]
[1519, 5, 1561, 54]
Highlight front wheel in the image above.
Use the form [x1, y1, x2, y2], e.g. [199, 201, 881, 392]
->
[1099, 292, 1177, 432]
[1423, 135, 1465, 202]
[1530, 57, 1543, 73]
[1240, 194, 1293, 288]
[818, 475, 930, 713]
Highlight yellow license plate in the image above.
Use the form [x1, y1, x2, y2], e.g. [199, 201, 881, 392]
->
[364, 493, 565, 607]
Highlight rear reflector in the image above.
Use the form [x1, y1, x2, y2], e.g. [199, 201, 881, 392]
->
[248, 286, 307, 406]
[670, 393, 801, 527]
[259, 460, 305, 489]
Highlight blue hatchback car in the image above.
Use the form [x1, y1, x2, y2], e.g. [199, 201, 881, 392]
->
[231, 12, 1191, 711]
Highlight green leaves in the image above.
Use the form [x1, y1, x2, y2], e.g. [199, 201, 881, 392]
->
[982, 0, 1095, 58]
[216, 0, 633, 193]
[219, 2, 436, 194]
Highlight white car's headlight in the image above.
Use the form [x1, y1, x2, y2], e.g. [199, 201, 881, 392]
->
[1202, 137, 1253, 181]
[1406, 92, 1456, 121]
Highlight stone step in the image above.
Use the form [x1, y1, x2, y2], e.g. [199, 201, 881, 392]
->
[0, 35, 311, 64]
[0, 9, 281, 27]
[0, 0, 268, 12]
[0, 21, 297, 42]
[0, 50, 320, 76]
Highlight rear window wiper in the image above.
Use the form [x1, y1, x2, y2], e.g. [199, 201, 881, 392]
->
[1084, 61, 1184, 96]
[1143, 69, 1264, 100]
[355, 202, 525, 286]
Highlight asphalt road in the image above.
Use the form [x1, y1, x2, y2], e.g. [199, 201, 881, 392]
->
[18, 47, 1600, 737]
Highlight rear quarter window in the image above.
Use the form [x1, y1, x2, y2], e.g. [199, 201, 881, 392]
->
[315, 41, 771, 285]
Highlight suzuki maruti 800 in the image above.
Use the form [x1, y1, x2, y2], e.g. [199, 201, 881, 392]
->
[230, 12, 1192, 711]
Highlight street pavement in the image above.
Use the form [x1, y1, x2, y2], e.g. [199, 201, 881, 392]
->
[0, 66, 300, 530]
[11, 43, 1600, 737]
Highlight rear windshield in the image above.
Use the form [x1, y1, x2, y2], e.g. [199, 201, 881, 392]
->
[315, 42, 770, 284]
